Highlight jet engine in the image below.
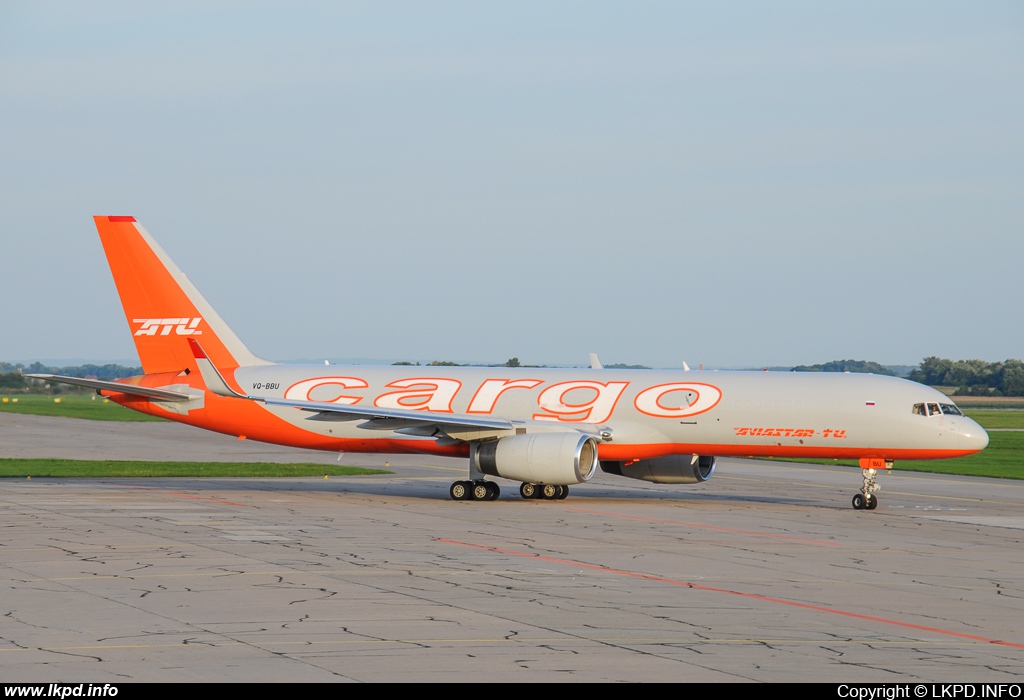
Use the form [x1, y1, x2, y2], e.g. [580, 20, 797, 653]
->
[600, 455, 716, 484]
[474, 432, 599, 485]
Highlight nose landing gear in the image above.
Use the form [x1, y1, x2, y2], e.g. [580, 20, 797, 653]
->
[851, 459, 891, 510]
[852, 491, 877, 510]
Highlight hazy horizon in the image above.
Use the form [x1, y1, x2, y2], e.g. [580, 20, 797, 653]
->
[3, 3, 1021, 368]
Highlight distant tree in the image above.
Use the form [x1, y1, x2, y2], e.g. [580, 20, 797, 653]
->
[505, 357, 521, 367]
[909, 356, 1024, 397]
[1002, 360, 1024, 396]
[0, 372, 27, 389]
[908, 357, 952, 386]
[792, 359, 895, 376]
[427, 361, 462, 366]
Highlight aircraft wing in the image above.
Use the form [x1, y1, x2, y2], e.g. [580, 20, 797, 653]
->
[25, 374, 194, 401]
[186, 339, 533, 442]
[259, 396, 514, 430]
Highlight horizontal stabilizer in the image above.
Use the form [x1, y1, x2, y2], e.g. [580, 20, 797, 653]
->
[26, 374, 193, 401]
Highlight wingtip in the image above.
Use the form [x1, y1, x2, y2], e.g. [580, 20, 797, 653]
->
[187, 338, 207, 359]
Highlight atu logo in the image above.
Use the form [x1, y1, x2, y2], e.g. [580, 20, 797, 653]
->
[133, 317, 203, 337]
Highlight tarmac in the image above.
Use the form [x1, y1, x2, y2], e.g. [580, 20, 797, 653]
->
[1, 412, 1023, 681]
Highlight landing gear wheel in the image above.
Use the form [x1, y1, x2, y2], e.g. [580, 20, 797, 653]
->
[541, 484, 558, 500]
[520, 482, 537, 499]
[556, 485, 569, 500]
[450, 481, 470, 501]
[856, 467, 882, 512]
[472, 482, 490, 501]
[485, 482, 500, 501]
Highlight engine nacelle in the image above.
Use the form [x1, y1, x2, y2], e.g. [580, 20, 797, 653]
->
[600, 455, 716, 484]
[474, 432, 599, 485]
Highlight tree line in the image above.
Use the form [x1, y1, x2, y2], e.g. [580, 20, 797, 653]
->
[0, 362, 143, 393]
[908, 357, 1024, 397]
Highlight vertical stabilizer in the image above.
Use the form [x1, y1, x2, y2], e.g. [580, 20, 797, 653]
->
[94, 216, 271, 374]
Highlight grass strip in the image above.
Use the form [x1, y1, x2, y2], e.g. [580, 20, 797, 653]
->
[962, 409, 1024, 430]
[761, 431, 1024, 480]
[0, 395, 165, 421]
[0, 459, 390, 478]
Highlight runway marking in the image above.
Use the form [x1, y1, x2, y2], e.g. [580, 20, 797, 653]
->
[114, 484, 247, 507]
[9, 569, 1020, 597]
[0, 637, 1013, 654]
[719, 473, 1024, 506]
[439, 538, 1024, 650]
[565, 507, 841, 546]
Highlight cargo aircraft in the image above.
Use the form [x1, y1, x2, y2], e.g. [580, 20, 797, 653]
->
[30, 216, 989, 509]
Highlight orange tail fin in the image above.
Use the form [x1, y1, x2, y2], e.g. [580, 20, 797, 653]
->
[94, 216, 270, 374]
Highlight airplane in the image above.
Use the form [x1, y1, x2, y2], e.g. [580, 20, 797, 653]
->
[29, 216, 989, 509]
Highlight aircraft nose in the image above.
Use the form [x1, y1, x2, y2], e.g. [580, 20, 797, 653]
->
[959, 418, 989, 452]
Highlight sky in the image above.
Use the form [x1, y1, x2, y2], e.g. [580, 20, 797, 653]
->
[2, 2, 1022, 368]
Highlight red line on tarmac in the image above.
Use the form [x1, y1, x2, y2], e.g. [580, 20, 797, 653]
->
[113, 484, 247, 507]
[565, 507, 841, 546]
[437, 538, 1024, 650]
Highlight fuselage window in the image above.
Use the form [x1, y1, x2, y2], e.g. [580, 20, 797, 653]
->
[927, 403, 942, 416]
[940, 404, 963, 416]
[912, 403, 926, 415]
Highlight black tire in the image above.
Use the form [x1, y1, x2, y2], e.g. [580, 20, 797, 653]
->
[472, 482, 490, 501]
[450, 481, 469, 501]
[486, 482, 500, 501]
[865, 494, 878, 510]
[542, 484, 558, 499]
[852, 493, 866, 510]
[520, 482, 537, 499]
[556, 485, 569, 500]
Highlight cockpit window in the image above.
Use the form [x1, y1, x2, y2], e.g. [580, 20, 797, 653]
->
[914, 402, 963, 417]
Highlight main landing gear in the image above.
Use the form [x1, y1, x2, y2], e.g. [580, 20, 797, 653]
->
[451, 444, 573, 502]
[446, 480, 570, 501]
[450, 480, 500, 501]
[519, 483, 569, 500]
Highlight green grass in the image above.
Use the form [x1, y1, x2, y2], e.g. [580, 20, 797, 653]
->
[963, 409, 1024, 429]
[0, 394, 165, 421]
[0, 459, 390, 478]
[886, 432, 1023, 478]
[790, 432, 1024, 479]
